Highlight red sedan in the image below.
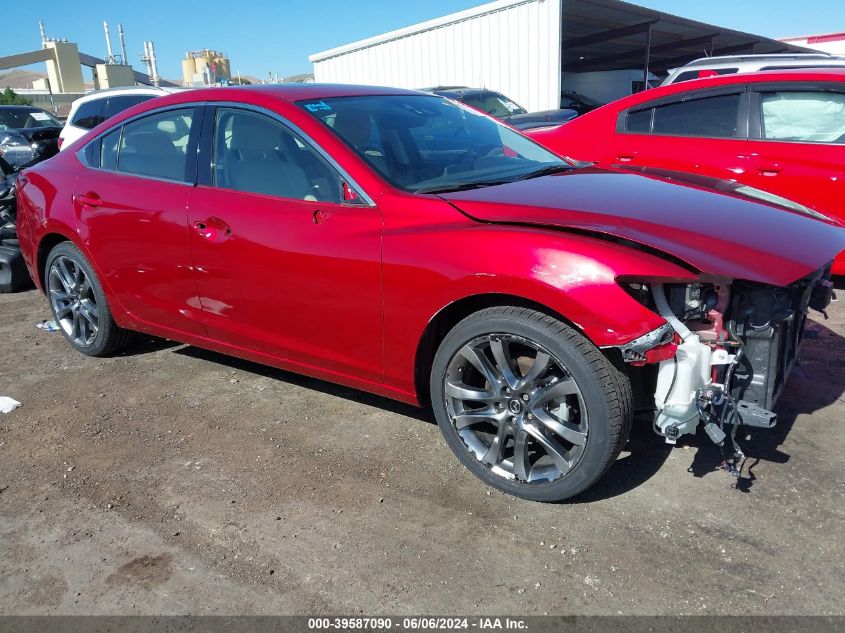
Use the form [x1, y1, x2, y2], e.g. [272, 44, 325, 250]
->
[526, 69, 845, 272]
[15, 85, 844, 501]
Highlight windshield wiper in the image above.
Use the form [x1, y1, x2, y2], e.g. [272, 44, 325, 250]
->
[513, 164, 572, 181]
[415, 180, 510, 194]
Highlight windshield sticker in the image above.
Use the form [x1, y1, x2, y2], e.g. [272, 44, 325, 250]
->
[31, 112, 52, 121]
[303, 101, 332, 112]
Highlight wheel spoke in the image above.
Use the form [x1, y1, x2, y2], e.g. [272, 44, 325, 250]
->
[532, 408, 587, 446]
[55, 305, 72, 319]
[533, 378, 578, 406]
[513, 430, 532, 481]
[57, 258, 76, 291]
[481, 421, 509, 466]
[79, 305, 98, 330]
[445, 380, 495, 403]
[490, 338, 519, 390]
[70, 311, 81, 341]
[458, 344, 501, 390]
[454, 407, 497, 430]
[519, 351, 550, 389]
[524, 424, 572, 473]
[50, 289, 72, 302]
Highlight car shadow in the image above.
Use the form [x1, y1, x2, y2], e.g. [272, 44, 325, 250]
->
[173, 345, 434, 424]
[120, 313, 844, 502]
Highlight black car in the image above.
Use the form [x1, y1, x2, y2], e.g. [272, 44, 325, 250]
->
[423, 87, 577, 131]
[559, 90, 604, 115]
[0, 105, 63, 170]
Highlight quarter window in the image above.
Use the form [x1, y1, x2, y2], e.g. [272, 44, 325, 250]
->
[100, 128, 120, 170]
[213, 108, 342, 202]
[71, 100, 104, 130]
[116, 109, 194, 181]
[761, 90, 845, 143]
[625, 93, 741, 138]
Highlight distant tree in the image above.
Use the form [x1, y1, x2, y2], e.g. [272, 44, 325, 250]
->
[0, 87, 32, 105]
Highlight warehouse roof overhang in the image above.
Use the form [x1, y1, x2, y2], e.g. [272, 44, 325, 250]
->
[310, 0, 812, 75]
[563, 0, 812, 74]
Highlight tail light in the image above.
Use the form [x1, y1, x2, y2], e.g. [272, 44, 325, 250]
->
[57, 137, 64, 150]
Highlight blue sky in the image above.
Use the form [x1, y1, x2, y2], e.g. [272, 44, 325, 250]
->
[3, 0, 843, 81]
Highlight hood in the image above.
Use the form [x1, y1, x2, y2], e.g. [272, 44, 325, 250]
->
[503, 108, 578, 130]
[440, 166, 845, 286]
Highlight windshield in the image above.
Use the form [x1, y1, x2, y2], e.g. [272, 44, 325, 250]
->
[299, 95, 566, 193]
[0, 108, 62, 130]
[459, 92, 527, 117]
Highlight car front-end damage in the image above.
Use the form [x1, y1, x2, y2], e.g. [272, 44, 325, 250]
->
[617, 267, 836, 474]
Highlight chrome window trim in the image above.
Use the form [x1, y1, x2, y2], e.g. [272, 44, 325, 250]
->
[76, 103, 202, 186]
[207, 101, 376, 207]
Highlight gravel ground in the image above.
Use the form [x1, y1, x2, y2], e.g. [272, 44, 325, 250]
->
[0, 287, 843, 615]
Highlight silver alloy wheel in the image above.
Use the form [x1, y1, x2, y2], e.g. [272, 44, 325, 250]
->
[48, 255, 99, 347]
[444, 334, 588, 483]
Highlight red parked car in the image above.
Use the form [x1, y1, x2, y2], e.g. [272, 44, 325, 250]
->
[526, 69, 845, 272]
[15, 85, 844, 501]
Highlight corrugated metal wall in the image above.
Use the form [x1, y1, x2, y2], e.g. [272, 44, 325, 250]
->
[310, 0, 562, 112]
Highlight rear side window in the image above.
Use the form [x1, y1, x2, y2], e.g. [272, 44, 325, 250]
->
[672, 68, 738, 84]
[626, 109, 652, 133]
[625, 93, 741, 138]
[760, 91, 845, 143]
[71, 100, 104, 130]
[100, 128, 121, 170]
[103, 95, 154, 120]
[116, 108, 195, 181]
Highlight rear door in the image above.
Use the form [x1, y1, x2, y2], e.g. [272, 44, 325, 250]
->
[744, 82, 845, 216]
[612, 87, 754, 180]
[73, 105, 207, 337]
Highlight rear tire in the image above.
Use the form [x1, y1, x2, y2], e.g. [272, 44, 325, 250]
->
[44, 242, 132, 356]
[430, 306, 632, 502]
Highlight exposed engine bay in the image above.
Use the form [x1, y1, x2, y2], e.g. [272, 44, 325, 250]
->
[619, 267, 836, 476]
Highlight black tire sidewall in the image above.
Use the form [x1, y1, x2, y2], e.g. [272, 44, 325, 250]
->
[45, 243, 115, 357]
[430, 310, 619, 502]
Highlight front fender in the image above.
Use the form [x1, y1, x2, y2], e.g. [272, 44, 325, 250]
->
[382, 221, 697, 396]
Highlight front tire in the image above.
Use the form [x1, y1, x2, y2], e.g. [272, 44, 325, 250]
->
[45, 242, 131, 357]
[430, 306, 632, 502]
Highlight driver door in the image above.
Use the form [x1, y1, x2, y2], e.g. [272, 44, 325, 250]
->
[187, 106, 384, 382]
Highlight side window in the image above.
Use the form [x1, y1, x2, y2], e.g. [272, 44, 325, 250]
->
[760, 91, 845, 143]
[626, 108, 652, 133]
[213, 108, 342, 202]
[71, 100, 104, 130]
[100, 128, 121, 170]
[103, 95, 146, 120]
[651, 93, 741, 138]
[116, 108, 194, 181]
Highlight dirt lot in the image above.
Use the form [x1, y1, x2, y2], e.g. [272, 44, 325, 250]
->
[0, 287, 843, 616]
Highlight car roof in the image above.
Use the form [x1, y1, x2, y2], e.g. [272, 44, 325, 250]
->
[428, 87, 501, 97]
[167, 83, 424, 103]
[682, 53, 840, 67]
[70, 85, 178, 105]
[614, 68, 845, 109]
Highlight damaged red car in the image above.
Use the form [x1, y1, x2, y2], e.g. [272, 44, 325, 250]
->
[15, 85, 845, 501]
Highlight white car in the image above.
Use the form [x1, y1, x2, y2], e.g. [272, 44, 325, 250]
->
[59, 86, 181, 151]
[662, 53, 845, 86]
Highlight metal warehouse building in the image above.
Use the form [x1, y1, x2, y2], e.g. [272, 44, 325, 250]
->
[309, 0, 809, 112]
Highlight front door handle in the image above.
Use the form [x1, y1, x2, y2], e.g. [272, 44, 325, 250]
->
[616, 154, 637, 163]
[193, 217, 232, 243]
[74, 192, 102, 208]
[757, 165, 782, 177]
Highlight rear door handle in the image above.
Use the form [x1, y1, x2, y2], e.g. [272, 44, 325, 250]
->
[616, 154, 637, 162]
[757, 165, 782, 177]
[74, 192, 102, 208]
[193, 217, 232, 243]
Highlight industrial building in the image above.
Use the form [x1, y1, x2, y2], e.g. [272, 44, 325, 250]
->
[780, 32, 845, 55]
[181, 49, 232, 86]
[310, 0, 811, 111]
